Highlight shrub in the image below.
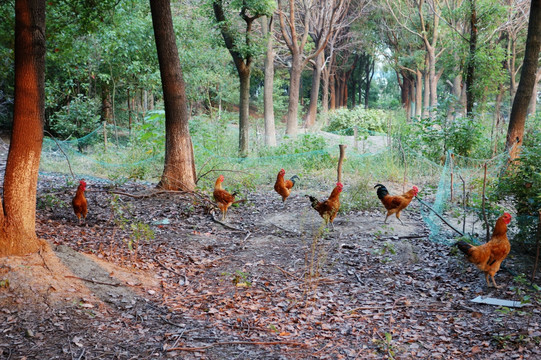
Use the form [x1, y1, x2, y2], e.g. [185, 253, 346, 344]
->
[324, 107, 389, 135]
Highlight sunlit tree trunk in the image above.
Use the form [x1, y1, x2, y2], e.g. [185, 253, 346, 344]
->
[304, 52, 324, 127]
[262, 16, 276, 146]
[0, 0, 46, 256]
[506, 0, 541, 160]
[150, 0, 196, 191]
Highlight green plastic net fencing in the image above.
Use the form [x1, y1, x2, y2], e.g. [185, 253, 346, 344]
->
[419, 149, 511, 245]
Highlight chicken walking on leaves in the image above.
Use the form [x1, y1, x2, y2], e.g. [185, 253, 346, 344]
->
[274, 168, 299, 204]
[213, 175, 244, 221]
[455, 212, 512, 289]
[306, 182, 343, 230]
[374, 184, 418, 225]
[72, 180, 88, 224]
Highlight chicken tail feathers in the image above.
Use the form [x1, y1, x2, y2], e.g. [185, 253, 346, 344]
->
[289, 175, 300, 185]
[374, 184, 389, 200]
[305, 195, 320, 209]
[455, 240, 473, 255]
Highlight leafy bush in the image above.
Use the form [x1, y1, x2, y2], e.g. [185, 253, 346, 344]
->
[324, 107, 389, 135]
[49, 94, 101, 139]
[399, 112, 484, 161]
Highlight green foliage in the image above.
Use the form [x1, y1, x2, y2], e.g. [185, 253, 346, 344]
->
[324, 107, 388, 135]
[399, 111, 485, 161]
[49, 94, 101, 138]
[497, 142, 541, 215]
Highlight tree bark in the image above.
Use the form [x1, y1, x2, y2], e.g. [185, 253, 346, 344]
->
[150, 0, 196, 191]
[304, 51, 324, 128]
[415, 69, 423, 118]
[506, 0, 541, 160]
[527, 67, 541, 116]
[262, 16, 276, 146]
[0, 0, 46, 256]
[465, 0, 478, 117]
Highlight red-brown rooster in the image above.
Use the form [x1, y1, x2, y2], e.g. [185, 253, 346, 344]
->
[213, 175, 243, 221]
[374, 184, 418, 225]
[455, 213, 512, 288]
[274, 169, 300, 203]
[72, 180, 88, 224]
[306, 182, 343, 230]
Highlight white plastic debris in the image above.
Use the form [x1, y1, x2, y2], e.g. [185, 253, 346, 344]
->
[471, 296, 526, 308]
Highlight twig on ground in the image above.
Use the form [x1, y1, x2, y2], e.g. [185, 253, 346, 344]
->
[415, 197, 464, 236]
[166, 340, 308, 352]
[64, 275, 121, 287]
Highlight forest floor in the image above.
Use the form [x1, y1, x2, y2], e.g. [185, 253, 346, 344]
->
[1, 173, 540, 359]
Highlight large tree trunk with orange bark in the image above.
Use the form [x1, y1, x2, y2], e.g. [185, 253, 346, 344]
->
[0, 0, 46, 256]
[150, 0, 196, 191]
[505, 0, 541, 160]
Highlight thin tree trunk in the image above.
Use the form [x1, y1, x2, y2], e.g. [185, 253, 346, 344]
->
[262, 16, 276, 146]
[527, 67, 541, 116]
[415, 69, 423, 118]
[239, 69, 251, 154]
[465, 0, 478, 117]
[304, 51, 324, 128]
[286, 53, 302, 136]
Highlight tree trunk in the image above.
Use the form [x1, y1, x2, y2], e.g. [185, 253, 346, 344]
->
[262, 16, 276, 146]
[150, 0, 196, 191]
[286, 53, 302, 136]
[330, 71, 336, 110]
[527, 67, 541, 115]
[101, 86, 112, 124]
[238, 68, 251, 155]
[304, 52, 324, 127]
[465, 0, 478, 117]
[423, 65, 430, 118]
[321, 63, 330, 119]
[0, 0, 46, 256]
[492, 83, 505, 155]
[506, 0, 541, 160]
[415, 69, 423, 118]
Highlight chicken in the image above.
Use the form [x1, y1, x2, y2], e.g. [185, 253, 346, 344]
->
[274, 169, 300, 203]
[374, 184, 419, 225]
[213, 175, 241, 221]
[306, 182, 343, 230]
[455, 213, 512, 288]
[72, 180, 88, 224]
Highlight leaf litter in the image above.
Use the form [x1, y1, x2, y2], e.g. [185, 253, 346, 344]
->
[0, 175, 539, 359]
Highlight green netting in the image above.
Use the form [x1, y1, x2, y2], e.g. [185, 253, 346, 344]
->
[39, 122, 538, 248]
[419, 149, 511, 245]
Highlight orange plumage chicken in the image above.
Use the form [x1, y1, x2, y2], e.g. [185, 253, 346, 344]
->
[274, 169, 300, 203]
[213, 175, 239, 221]
[374, 184, 418, 225]
[456, 213, 512, 288]
[306, 182, 343, 230]
[72, 180, 88, 224]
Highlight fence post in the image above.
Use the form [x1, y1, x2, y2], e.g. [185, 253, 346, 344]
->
[103, 121, 108, 152]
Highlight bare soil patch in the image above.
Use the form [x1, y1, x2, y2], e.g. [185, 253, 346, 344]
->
[0, 175, 540, 359]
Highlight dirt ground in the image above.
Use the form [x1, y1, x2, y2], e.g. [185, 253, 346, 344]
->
[1, 173, 540, 359]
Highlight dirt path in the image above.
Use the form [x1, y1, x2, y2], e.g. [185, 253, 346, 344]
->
[0, 177, 539, 359]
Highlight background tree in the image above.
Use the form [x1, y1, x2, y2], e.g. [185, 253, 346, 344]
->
[262, 15, 277, 146]
[150, 0, 196, 191]
[0, 0, 46, 256]
[277, 0, 340, 136]
[212, 0, 275, 156]
[505, 0, 541, 160]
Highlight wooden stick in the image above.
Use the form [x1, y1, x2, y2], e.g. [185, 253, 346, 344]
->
[337, 144, 346, 183]
[532, 210, 541, 283]
[481, 163, 490, 242]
